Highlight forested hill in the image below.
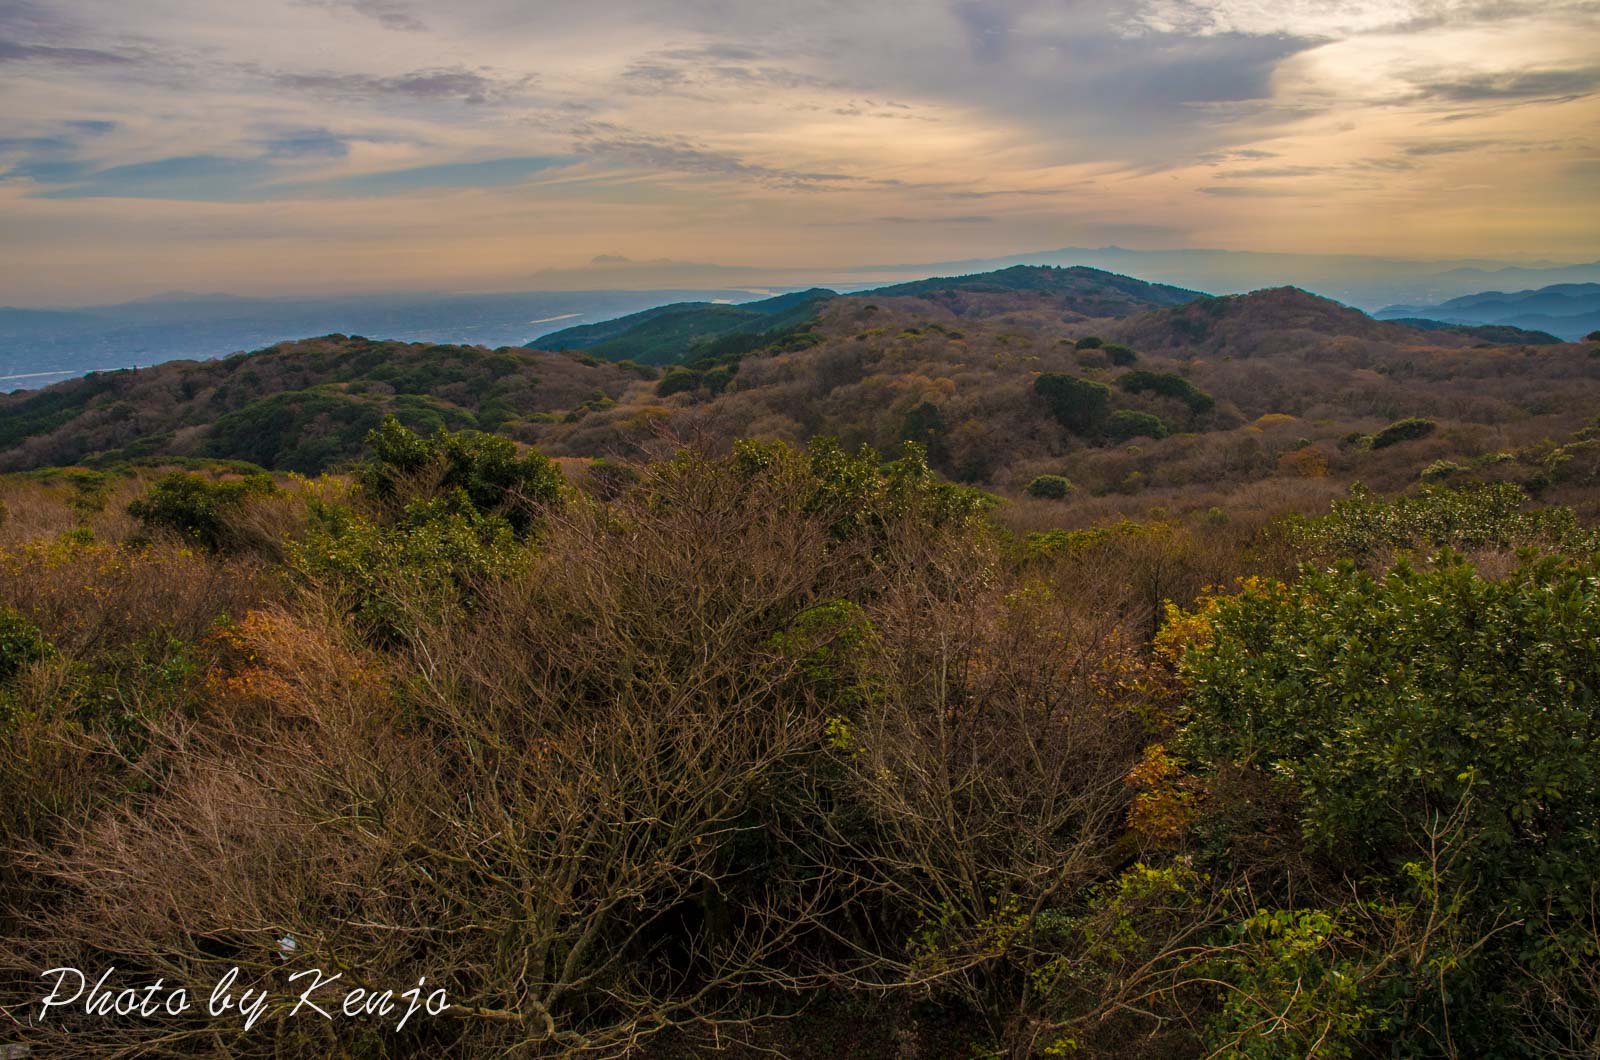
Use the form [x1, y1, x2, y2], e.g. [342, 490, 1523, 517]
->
[863, 263, 1203, 314]
[527, 265, 1204, 366]
[0, 335, 639, 473]
[4, 268, 1599, 520]
[532, 288, 838, 365]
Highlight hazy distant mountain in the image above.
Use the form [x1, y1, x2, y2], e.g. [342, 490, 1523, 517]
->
[1384, 319, 1564, 345]
[0, 288, 777, 391]
[848, 248, 1600, 313]
[1375, 284, 1600, 341]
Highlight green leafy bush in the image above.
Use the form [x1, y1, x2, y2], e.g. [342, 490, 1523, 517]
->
[1104, 342, 1138, 366]
[0, 607, 51, 686]
[1178, 553, 1600, 1045]
[732, 437, 993, 544]
[127, 472, 277, 551]
[1369, 416, 1436, 449]
[1034, 373, 1110, 435]
[1107, 409, 1169, 441]
[1116, 370, 1215, 414]
[1419, 459, 1463, 482]
[291, 500, 520, 644]
[702, 364, 736, 396]
[1074, 335, 1103, 349]
[1282, 483, 1596, 561]
[655, 368, 702, 397]
[359, 417, 562, 538]
[1024, 474, 1075, 500]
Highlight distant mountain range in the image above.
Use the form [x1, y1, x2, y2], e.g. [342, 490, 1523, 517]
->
[8, 263, 1596, 481]
[1374, 284, 1600, 342]
[847, 248, 1600, 313]
[531, 266, 1204, 364]
[7, 252, 1599, 393]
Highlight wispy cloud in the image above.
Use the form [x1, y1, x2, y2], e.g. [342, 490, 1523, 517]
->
[269, 65, 533, 104]
[0, 0, 1595, 302]
[570, 129, 853, 189]
[1409, 64, 1600, 103]
[300, 0, 428, 32]
[1198, 184, 1305, 197]
[0, 39, 134, 65]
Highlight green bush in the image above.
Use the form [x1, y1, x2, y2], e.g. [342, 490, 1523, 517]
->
[1074, 335, 1103, 350]
[1370, 416, 1436, 449]
[702, 364, 736, 396]
[1024, 474, 1075, 500]
[1180, 554, 1600, 986]
[1104, 343, 1138, 366]
[1116, 370, 1215, 414]
[655, 368, 703, 397]
[1282, 483, 1597, 561]
[1107, 409, 1168, 441]
[127, 472, 277, 551]
[205, 389, 390, 472]
[0, 607, 51, 686]
[1034, 373, 1110, 435]
[359, 417, 562, 538]
[900, 401, 948, 461]
[1419, 459, 1464, 482]
[292, 500, 521, 646]
[732, 437, 993, 544]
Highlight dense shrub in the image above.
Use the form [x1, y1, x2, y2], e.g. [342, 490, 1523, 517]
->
[291, 499, 521, 644]
[1283, 483, 1597, 562]
[1074, 335, 1103, 349]
[127, 471, 276, 551]
[1104, 342, 1138, 366]
[1419, 458, 1464, 482]
[0, 606, 50, 686]
[1116, 369, 1215, 413]
[1107, 409, 1169, 441]
[204, 389, 395, 472]
[900, 400, 948, 460]
[656, 367, 702, 397]
[358, 417, 562, 538]
[1369, 416, 1436, 449]
[1024, 473, 1075, 499]
[1177, 554, 1600, 1050]
[1034, 372, 1110, 435]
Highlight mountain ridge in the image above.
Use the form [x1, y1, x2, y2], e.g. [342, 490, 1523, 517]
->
[1376, 282, 1600, 341]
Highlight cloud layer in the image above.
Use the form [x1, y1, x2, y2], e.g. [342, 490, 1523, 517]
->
[1, 0, 1597, 302]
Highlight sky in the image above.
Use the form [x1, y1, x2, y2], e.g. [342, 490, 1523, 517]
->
[2, 0, 1598, 305]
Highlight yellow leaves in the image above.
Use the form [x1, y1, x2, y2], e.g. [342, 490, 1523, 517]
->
[204, 608, 390, 716]
[824, 715, 864, 755]
[1125, 743, 1197, 843]
[1153, 597, 1218, 669]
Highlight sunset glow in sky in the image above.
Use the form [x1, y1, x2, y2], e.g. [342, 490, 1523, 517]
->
[2, 0, 1598, 303]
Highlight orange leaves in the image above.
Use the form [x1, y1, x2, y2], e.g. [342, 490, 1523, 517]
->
[1277, 444, 1330, 478]
[203, 608, 388, 719]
